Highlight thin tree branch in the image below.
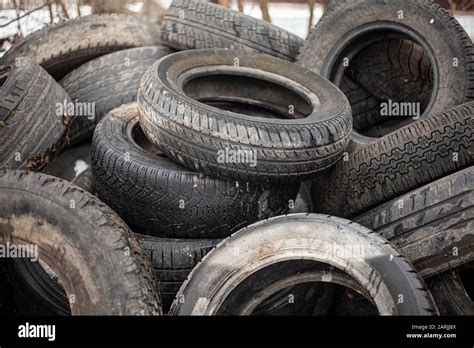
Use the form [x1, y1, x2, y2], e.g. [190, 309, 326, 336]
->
[0, 1, 53, 28]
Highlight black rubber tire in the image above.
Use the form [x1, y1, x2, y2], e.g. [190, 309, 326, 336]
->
[161, 0, 303, 61]
[138, 49, 352, 183]
[298, 0, 474, 150]
[0, 170, 162, 315]
[60, 46, 173, 144]
[138, 234, 219, 313]
[311, 101, 473, 218]
[347, 38, 433, 112]
[41, 142, 94, 193]
[0, 14, 162, 80]
[8, 258, 70, 315]
[0, 58, 71, 170]
[428, 264, 474, 315]
[92, 104, 297, 238]
[355, 167, 474, 278]
[171, 214, 437, 315]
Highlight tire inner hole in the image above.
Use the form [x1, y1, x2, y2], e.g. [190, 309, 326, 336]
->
[216, 260, 378, 315]
[330, 31, 435, 138]
[182, 74, 313, 119]
[459, 266, 473, 301]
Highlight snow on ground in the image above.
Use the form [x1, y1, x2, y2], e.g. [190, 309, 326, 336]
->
[0, 2, 473, 58]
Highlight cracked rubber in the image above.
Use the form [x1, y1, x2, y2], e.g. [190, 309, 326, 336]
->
[355, 167, 474, 278]
[92, 104, 297, 238]
[0, 14, 162, 80]
[60, 46, 173, 144]
[138, 49, 352, 183]
[0, 58, 71, 170]
[171, 214, 438, 315]
[0, 170, 162, 315]
[312, 102, 473, 218]
[161, 0, 303, 61]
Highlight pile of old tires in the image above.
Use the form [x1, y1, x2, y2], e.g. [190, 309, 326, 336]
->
[0, 0, 472, 316]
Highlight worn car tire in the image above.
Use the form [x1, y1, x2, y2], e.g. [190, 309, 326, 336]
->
[60, 46, 173, 144]
[92, 104, 297, 238]
[428, 265, 473, 315]
[355, 167, 474, 278]
[138, 49, 352, 183]
[0, 14, 162, 80]
[171, 214, 437, 315]
[298, 0, 474, 149]
[0, 170, 162, 315]
[312, 102, 473, 218]
[161, 0, 303, 61]
[138, 234, 219, 312]
[0, 59, 71, 170]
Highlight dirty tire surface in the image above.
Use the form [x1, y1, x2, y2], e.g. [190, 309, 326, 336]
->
[355, 167, 474, 278]
[312, 102, 474, 218]
[0, 14, 162, 80]
[92, 104, 297, 238]
[0, 170, 162, 315]
[138, 49, 352, 183]
[138, 234, 219, 312]
[172, 214, 437, 315]
[60, 46, 173, 144]
[0, 59, 70, 170]
[161, 0, 303, 61]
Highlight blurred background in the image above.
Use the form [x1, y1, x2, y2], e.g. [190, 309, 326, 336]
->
[1, 0, 473, 58]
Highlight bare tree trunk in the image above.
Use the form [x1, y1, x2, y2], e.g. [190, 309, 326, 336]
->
[259, 0, 271, 23]
[237, 0, 244, 12]
[56, 0, 70, 19]
[92, 0, 127, 14]
[48, 2, 54, 23]
[13, 0, 22, 37]
[308, 0, 315, 34]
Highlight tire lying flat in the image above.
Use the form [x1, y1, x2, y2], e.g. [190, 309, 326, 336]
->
[0, 59, 71, 170]
[0, 170, 162, 315]
[161, 0, 303, 61]
[298, 0, 474, 149]
[172, 214, 437, 315]
[0, 14, 162, 80]
[60, 46, 173, 144]
[138, 49, 352, 183]
[312, 102, 473, 218]
[92, 104, 297, 238]
[355, 167, 474, 278]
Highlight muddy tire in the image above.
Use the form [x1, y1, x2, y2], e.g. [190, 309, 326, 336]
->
[171, 214, 437, 315]
[138, 234, 219, 312]
[355, 167, 474, 278]
[0, 14, 162, 80]
[161, 0, 303, 61]
[60, 46, 173, 144]
[428, 265, 473, 315]
[298, 0, 474, 149]
[138, 49, 352, 183]
[92, 104, 297, 238]
[312, 102, 473, 218]
[0, 59, 71, 170]
[0, 170, 162, 315]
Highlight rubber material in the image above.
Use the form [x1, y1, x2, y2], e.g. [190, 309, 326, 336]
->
[161, 0, 303, 61]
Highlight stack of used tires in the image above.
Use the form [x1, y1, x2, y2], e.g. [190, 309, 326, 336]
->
[0, 0, 472, 316]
